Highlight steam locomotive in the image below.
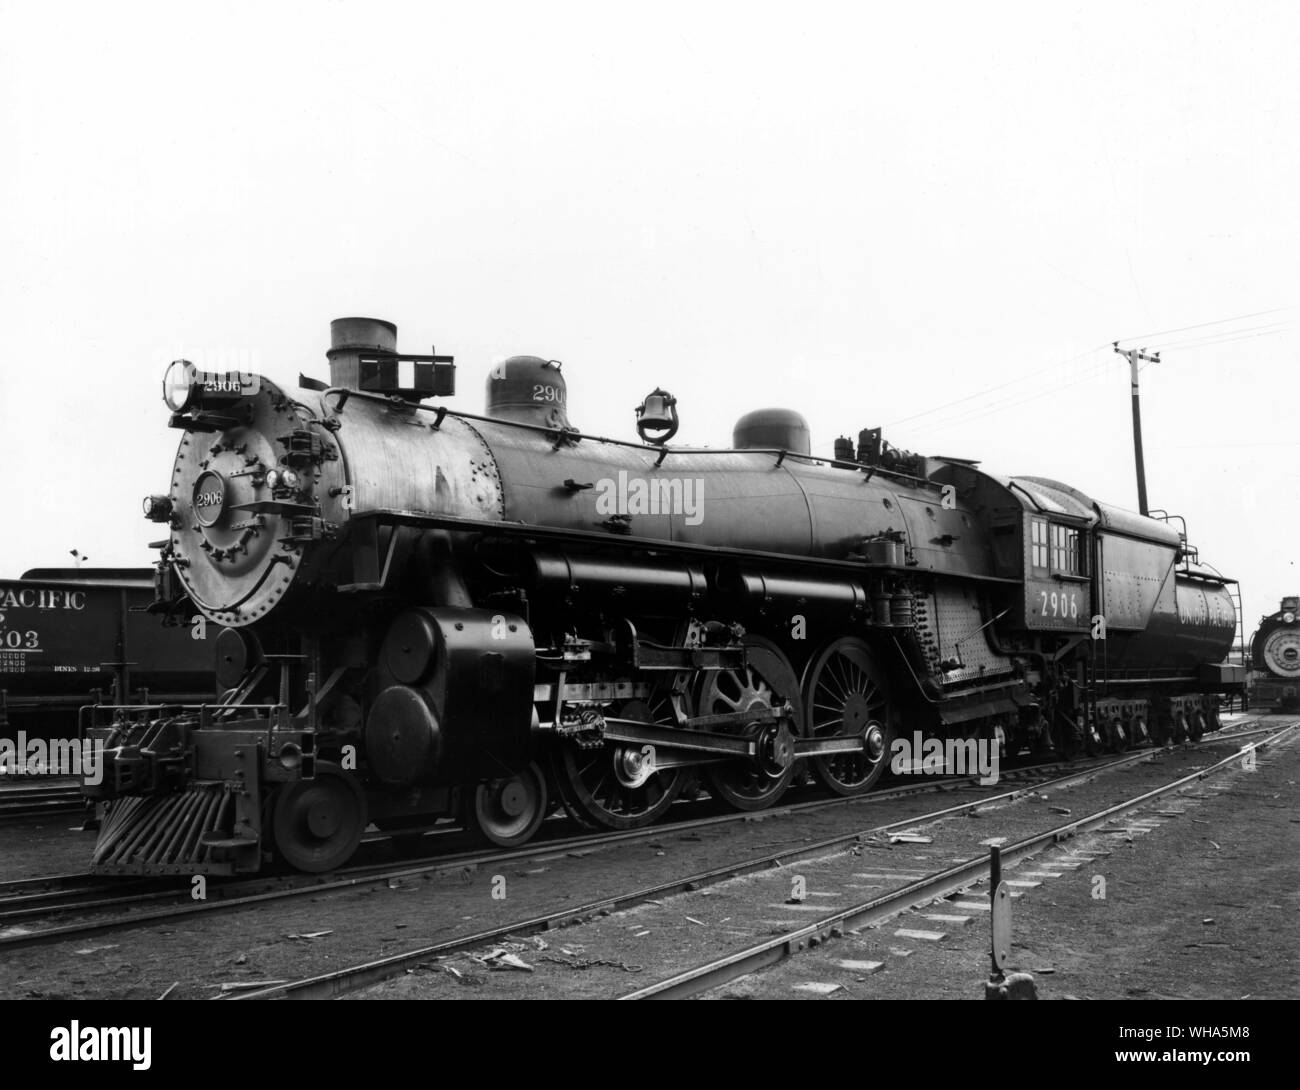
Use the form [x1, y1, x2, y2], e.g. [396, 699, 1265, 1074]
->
[1247, 596, 1300, 709]
[82, 318, 1245, 875]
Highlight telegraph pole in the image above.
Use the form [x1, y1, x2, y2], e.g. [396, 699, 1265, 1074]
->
[1112, 342, 1160, 516]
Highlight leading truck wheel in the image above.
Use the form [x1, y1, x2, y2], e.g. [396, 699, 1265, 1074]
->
[466, 761, 548, 848]
[699, 636, 805, 811]
[801, 637, 892, 796]
[272, 762, 367, 874]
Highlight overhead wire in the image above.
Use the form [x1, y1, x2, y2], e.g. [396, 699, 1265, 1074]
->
[881, 343, 1110, 428]
[818, 307, 1291, 451]
[1114, 307, 1292, 346]
[1142, 323, 1291, 354]
[924, 355, 1120, 432]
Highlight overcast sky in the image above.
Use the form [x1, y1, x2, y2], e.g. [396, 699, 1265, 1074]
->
[2, 1, 1296, 634]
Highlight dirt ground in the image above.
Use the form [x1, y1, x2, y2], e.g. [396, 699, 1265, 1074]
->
[721, 729, 1299, 1000]
[353, 725, 1299, 1001]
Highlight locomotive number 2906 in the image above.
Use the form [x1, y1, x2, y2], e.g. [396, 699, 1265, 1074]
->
[1039, 589, 1079, 619]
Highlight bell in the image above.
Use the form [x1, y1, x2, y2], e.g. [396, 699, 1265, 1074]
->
[635, 388, 679, 444]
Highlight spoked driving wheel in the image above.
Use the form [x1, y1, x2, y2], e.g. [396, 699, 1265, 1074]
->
[802, 637, 892, 796]
[550, 687, 690, 830]
[466, 761, 548, 847]
[271, 761, 367, 873]
[698, 636, 805, 811]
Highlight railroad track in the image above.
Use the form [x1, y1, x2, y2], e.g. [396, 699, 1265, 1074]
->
[0, 783, 86, 822]
[0, 719, 1275, 954]
[0, 752, 1094, 945]
[619, 721, 1300, 999]
[224, 720, 1291, 1000]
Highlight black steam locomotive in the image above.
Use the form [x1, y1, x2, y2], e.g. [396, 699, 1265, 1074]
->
[1247, 596, 1300, 710]
[82, 318, 1245, 875]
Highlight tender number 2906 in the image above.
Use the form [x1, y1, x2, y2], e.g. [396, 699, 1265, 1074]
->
[1039, 589, 1079, 619]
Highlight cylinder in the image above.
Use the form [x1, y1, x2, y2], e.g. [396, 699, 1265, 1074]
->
[327, 317, 398, 390]
[364, 685, 442, 786]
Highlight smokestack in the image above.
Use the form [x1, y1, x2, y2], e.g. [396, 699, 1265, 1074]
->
[327, 317, 397, 390]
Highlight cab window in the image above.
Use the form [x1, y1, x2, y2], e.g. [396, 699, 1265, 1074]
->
[1050, 523, 1085, 576]
[1031, 517, 1086, 576]
[1030, 517, 1049, 570]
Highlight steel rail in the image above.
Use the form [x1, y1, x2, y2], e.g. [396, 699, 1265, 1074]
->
[226, 728, 1276, 1000]
[617, 722, 1300, 999]
[0, 724, 1273, 950]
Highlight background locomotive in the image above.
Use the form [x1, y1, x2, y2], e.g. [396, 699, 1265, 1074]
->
[83, 317, 1245, 875]
[1, 568, 212, 760]
[1247, 596, 1300, 710]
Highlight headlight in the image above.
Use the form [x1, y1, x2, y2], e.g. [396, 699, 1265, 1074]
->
[142, 495, 174, 522]
[1284, 612, 1296, 625]
[267, 468, 300, 492]
[163, 359, 198, 413]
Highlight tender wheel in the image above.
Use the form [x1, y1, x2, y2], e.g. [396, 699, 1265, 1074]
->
[801, 637, 891, 796]
[1171, 713, 1189, 744]
[466, 761, 547, 847]
[1052, 710, 1081, 760]
[271, 761, 367, 874]
[1187, 712, 1206, 742]
[698, 636, 805, 811]
[991, 721, 1014, 762]
[1107, 717, 1129, 752]
[1128, 715, 1150, 747]
[550, 689, 688, 830]
[1083, 717, 1105, 757]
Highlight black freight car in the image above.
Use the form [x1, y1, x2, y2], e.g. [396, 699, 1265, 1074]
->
[0, 568, 214, 755]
